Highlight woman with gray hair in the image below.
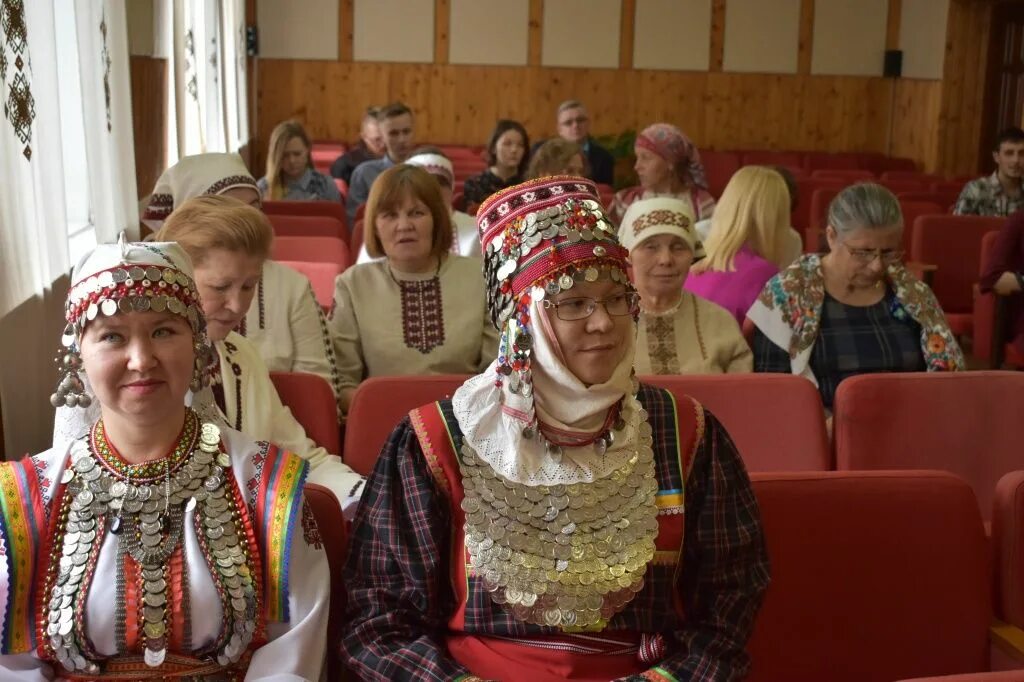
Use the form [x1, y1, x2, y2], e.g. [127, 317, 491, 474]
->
[747, 183, 963, 409]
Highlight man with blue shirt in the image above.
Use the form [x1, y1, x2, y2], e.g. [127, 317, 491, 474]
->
[347, 102, 416, 225]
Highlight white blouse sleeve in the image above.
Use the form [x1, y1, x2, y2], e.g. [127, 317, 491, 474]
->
[286, 278, 342, 404]
[244, 500, 330, 681]
[327, 273, 366, 394]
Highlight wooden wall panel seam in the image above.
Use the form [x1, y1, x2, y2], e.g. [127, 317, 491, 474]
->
[434, 0, 450, 65]
[798, 0, 815, 75]
[710, 0, 726, 73]
[339, 0, 354, 62]
[528, 0, 543, 67]
[619, 0, 634, 70]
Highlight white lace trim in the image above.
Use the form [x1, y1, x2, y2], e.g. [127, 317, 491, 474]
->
[450, 369, 644, 486]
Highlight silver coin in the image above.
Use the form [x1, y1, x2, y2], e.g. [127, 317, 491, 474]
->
[61, 469, 75, 484]
[144, 647, 166, 667]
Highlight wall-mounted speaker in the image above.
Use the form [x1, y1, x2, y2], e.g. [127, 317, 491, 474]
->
[884, 49, 903, 78]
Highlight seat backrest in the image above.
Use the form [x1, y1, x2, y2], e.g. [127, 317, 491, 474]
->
[740, 150, 805, 169]
[993, 471, 1024, 628]
[699, 150, 740, 199]
[909, 214, 1003, 313]
[641, 374, 830, 472]
[278, 260, 342, 310]
[882, 170, 939, 183]
[972, 231, 1002, 364]
[267, 213, 348, 242]
[833, 371, 1024, 520]
[343, 375, 469, 475]
[808, 186, 842, 232]
[803, 151, 868, 172]
[302, 482, 348, 682]
[263, 199, 348, 232]
[897, 200, 943, 252]
[272, 235, 350, 266]
[269, 371, 341, 455]
[747, 471, 990, 682]
[811, 169, 876, 182]
[882, 178, 929, 193]
[351, 219, 365, 259]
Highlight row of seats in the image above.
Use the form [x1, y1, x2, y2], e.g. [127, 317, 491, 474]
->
[304, 469, 1024, 680]
[274, 371, 1024, 528]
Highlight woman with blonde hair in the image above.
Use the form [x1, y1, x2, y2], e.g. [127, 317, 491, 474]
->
[526, 138, 587, 179]
[685, 166, 801, 322]
[258, 120, 342, 202]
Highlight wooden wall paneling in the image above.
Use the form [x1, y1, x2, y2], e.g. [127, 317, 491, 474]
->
[619, 0, 635, 70]
[797, 0, 815, 74]
[339, 0, 354, 62]
[710, 0, 726, 72]
[528, 0, 543, 67]
[935, 0, 992, 176]
[434, 0, 449, 65]
[257, 61, 917, 161]
[890, 79, 942, 172]
[130, 56, 168, 198]
[886, 0, 901, 50]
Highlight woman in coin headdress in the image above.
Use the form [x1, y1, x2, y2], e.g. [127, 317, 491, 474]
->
[1, 238, 329, 680]
[341, 177, 770, 682]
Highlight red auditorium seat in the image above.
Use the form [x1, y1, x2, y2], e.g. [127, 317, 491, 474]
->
[334, 177, 348, 199]
[973, 231, 1024, 369]
[811, 168, 876, 183]
[343, 375, 469, 475]
[804, 186, 843, 250]
[898, 672, 1024, 681]
[642, 374, 830, 472]
[747, 471, 991, 682]
[351, 219, 364, 259]
[883, 178, 930, 193]
[994, 471, 1024, 631]
[272, 235, 349, 266]
[882, 170, 940, 183]
[267, 213, 348, 243]
[302, 482, 348, 682]
[792, 178, 845, 234]
[740, 150, 805, 169]
[832, 371, 1024, 522]
[269, 371, 341, 455]
[699, 150, 740, 198]
[803, 151, 869, 172]
[934, 179, 968, 198]
[898, 200, 944, 252]
[278, 260, 342, 310]
[909, 214, 1004, 335]
[262, 200, 349, 241]
[898, 190, 954, 209]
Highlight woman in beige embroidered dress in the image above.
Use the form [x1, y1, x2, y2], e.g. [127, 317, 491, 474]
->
[622, 197, 752, 375]
[328, 165, 498, 414]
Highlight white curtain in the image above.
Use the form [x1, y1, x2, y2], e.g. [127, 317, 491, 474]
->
[163, 0, 248, 164]
[0, 0, 138, 320]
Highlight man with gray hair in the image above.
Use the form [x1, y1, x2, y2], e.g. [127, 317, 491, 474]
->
[536, 99, 615, 185]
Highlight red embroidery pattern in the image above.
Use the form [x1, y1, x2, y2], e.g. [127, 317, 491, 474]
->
[301, 501, 322, 549]
[397, 277, 446, 354]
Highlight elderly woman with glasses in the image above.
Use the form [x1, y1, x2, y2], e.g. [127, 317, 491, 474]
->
[748, 183, 964, 410]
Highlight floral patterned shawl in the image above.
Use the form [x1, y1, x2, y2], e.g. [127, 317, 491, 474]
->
[747, 254, 965, 386]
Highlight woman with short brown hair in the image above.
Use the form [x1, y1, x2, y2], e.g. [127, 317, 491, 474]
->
[329, 165, 497, 413]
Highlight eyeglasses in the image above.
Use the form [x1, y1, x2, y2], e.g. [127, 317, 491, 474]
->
[559, 115, 588, 127]
[840, 242, 904, 265]
[543, 292, 640, 321]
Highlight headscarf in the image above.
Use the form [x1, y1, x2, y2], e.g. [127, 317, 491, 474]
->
[142, 153, 258, 225]
[635, 123, 708, 190]
[53, 235, 218, 443]
[618, 196, 705, 258]
[405, 152, 455, 187]
[451, 176, 642, 485]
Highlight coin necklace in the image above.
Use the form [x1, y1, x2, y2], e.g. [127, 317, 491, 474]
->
[458, 396, 660, 632]
[42, 411, 258, 673]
